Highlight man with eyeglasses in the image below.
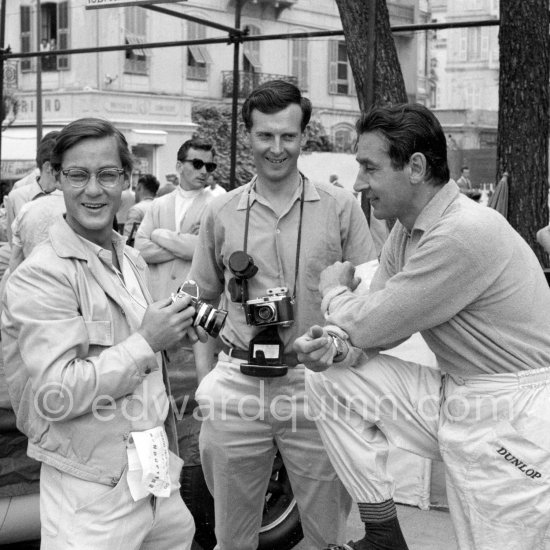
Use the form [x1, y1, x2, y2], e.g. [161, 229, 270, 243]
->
[134, 138, 216, 302]
[1, 117, 203, 549]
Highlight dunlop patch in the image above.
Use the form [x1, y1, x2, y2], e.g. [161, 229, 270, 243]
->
[497, 446, 542, 480]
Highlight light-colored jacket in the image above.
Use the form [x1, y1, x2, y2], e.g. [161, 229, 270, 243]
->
[134, 187, 214, 300]
[1, 218, 178, 486]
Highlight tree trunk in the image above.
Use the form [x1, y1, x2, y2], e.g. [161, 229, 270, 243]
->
[498, 0, 549, 265]
[334, 0, 408, 109]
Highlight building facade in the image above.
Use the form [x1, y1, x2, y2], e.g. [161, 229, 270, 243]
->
[2, 0, 427, 191]
[428, 0, 499, 183]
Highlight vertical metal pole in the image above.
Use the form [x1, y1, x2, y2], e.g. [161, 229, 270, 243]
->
[36, 0, 43, 149]
[361, 0, 377, 225]
[228, 0, 243, 190]
[0, 0, 7, 183]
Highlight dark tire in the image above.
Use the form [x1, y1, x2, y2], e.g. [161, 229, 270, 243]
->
[180, 453, 303, 550]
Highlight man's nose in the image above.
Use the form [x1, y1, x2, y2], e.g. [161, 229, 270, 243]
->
[86, 174, 103, 194]
[270, 137, 283, 155]
[353, 170, 369, 193]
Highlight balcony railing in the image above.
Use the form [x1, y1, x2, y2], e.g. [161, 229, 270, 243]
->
[222, 71, 299, 99]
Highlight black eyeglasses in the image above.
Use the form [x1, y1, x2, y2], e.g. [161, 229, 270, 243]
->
[181, 159, 217, 173]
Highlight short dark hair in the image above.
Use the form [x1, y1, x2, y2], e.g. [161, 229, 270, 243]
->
[356, 103, 450, 185]
[177, 139, 215, 162]
[36, 130, 60, 168]
[137, 173, 160, 196]
[241, 79, 312, 132]
[50, 118, 133, 177]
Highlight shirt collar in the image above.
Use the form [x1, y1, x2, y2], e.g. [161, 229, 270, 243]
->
[236, 173, 320, 211]
[75, 230, 127, 272]
[410, 180, 460, 235]
[175, 185, 203, 200]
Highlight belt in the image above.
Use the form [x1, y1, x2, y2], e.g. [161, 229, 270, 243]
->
[220, 344, 300, 367]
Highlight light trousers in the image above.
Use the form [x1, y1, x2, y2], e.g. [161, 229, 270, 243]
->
[306, 354, 550, 550]
[39, 452, 195, 550]
[195, 352, 352, 550]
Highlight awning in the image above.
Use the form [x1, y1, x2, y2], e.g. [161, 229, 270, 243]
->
[125, 33, 148, 57]
[1, 128, 37, 180]
[126, 129, 167, 146]
[188, 45, 212, 65]
[243, 49, 261, 71]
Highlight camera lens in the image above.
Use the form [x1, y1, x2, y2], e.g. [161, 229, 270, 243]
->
[255, 304, 276, 323]
[194, 302, 228, 338]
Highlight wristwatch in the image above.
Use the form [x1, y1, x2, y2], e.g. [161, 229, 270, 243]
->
[328, 332, 347, 363]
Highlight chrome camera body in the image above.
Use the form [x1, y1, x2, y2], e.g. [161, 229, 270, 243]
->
[244, 287, 294, 328]
[171, 280, 228, 338]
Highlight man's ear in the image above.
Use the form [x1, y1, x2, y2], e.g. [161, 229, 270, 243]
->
[122, 177, 130, 191]
[52, 166, 63, 190]
[409, 152, 427, 185]
[300, 126, 308, 148]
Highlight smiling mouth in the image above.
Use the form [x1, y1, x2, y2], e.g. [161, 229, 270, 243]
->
[82, 203, 106, 210]
[267, 158, 286, 164]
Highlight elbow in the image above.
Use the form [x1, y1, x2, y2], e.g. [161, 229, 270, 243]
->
[33, 380, 76, 421]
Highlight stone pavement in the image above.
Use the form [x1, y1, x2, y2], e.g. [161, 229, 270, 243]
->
[294, 503, 457, 550]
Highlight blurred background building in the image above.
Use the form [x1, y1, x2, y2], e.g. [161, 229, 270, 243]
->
[0, 0, 429, 197]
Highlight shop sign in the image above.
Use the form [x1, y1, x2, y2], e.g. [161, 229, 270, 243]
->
[1, 160, 36, 180]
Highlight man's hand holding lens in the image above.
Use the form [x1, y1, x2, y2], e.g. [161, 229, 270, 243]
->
[138, 296, 207, 353]
[294, 325, 336, 372]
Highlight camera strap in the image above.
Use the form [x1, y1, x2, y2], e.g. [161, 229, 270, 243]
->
[243, 177, 305, 302]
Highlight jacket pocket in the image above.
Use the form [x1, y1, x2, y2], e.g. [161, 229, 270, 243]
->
[84, 320, 113, 346]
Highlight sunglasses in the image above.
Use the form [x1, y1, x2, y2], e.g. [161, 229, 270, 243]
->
[181, 159, 217, 173]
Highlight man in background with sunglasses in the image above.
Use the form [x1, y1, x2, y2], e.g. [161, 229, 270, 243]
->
[134, 138, 216, 302]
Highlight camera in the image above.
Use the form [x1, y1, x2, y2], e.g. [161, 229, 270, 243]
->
[244, 287, 294, 328]
[171, 280, 228, 338]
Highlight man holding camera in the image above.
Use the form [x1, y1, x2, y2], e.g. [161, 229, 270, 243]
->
[2, 118, 203, 549]
[189, 80, 376, 549]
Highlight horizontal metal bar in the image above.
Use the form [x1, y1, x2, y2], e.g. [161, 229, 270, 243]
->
[1, 19, 501, 60]
[142, 4, 242, 35]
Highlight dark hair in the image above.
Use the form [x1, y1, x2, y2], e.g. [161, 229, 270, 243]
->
[356, 103, 450, 185]
[137, 173, 160, 196]
[241, 79, 312, 132]
[36, 130, 60, 167]
[50, 118, 133, 177]
[177, 139, 215, 162]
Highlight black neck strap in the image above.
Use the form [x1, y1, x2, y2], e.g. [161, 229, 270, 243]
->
[243, 177, 305, 301]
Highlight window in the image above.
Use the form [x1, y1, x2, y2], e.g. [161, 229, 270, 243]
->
[124, 7, 148, 75]
[292, 39, 308, 91]
[333, 125, 354, 153]
[20, 6, 32, 72]
[20, 2, 69, 73]
[328, 40, 356, 96]
[243, 25, 261, 74]
[187, 21, 211, 81]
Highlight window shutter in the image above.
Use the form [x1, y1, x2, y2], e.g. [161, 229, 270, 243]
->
[481, 28, 489, 60]
[328, 40, 338, 94]
[57, 1, 70, 70]
[21, 6, 32, 72]
[459, 29, 467, 61]
[292, 39, 308, 90]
